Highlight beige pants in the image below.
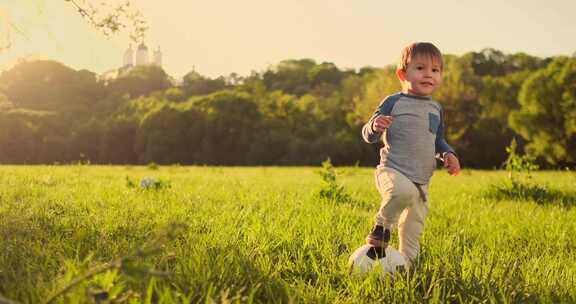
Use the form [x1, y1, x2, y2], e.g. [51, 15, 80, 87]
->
[374, 167, 429, 264]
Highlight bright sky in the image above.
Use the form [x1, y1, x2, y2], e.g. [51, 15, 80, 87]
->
[1, 0, 575, 78]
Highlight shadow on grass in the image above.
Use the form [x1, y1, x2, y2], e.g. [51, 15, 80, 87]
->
[388, 246, 575, 304]
[485, 180, 576, 208]
[170, 241, 294, 303]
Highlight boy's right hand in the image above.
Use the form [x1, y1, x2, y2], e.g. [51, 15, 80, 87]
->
[372, 115, 394, 132]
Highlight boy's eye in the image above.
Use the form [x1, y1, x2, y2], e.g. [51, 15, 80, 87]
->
[416, 66, 424, 70]
[432, 68, 440, 72]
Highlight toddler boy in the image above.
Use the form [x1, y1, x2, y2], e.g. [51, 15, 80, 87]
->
[361, 42, 461, 265]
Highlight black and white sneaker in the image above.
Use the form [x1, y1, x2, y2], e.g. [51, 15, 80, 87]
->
[365, 225, 390, 248]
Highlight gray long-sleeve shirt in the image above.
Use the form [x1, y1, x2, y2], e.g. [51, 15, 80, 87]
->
[362, 93, 454, 185]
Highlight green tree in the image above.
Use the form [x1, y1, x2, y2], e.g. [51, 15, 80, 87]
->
[0, 111, 40, 163]
[193, 91, 261, 164]
[308, 62, 345, 88]
[434, 55, 482, 160]
[181, 71, 227, 97]
[510, 57, 576, 165]
[136, 105, 205, 164]
[262, 59, 316, 96]
[164, 87, 185, 102]
[100, 116, 139, 164]
[467, 71, 531, 167]
[246, 91, 299, 165]
[351, 66, 400, 124]
[67, 118, 106, 163]
[464, 48, 546, 77]
[106, 65, 171, 99]
[0, 60, 105, 112]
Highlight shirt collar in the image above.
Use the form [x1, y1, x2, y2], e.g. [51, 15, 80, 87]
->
[400, 92, 432, 101]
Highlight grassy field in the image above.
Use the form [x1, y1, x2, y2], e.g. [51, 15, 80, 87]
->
[0, 165, 575, 303]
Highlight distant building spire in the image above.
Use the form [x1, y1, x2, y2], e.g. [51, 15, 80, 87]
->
[153, 46, 162, 67]
[136, 42, 149, 65]
[123, 44, 134, 67]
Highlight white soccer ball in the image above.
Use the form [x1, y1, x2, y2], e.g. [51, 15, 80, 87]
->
[140, 177, 158, 189]
[348, 244, 407, 276]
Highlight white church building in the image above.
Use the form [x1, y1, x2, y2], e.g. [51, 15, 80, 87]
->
[124, 43, 162, 67]
[100, 43, 163, 81]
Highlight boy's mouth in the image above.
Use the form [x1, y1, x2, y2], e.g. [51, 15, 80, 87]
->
[420, 81, 434, 86]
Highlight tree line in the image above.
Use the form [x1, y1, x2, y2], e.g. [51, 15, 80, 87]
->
[0, 48, 575, 168]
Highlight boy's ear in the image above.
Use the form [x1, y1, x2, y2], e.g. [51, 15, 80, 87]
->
[396, 68, 406, 81]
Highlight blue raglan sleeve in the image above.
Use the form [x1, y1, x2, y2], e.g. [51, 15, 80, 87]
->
[362, 95, 399, 144]
[435, 108, 456, 160]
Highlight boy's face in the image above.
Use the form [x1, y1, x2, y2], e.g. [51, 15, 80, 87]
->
[397, 55, 442, 97]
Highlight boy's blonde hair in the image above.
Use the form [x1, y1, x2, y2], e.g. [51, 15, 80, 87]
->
[398, 42, 443, 71]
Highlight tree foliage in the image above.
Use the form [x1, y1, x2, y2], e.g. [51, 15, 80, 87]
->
[64, 0, 148, 42]
[181, 71, 227, 98]
[1, 1, 147, 53]
[0, 60, 105, 112]
[0, 49, 574, 168]
[107, 65, 172, 99]
[510, 57, 576, 165]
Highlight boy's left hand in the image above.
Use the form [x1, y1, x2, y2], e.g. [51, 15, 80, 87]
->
[444, 153, 461, 176]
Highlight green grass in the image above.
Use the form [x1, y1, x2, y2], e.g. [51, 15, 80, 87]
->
[1, 165, 575, 303]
